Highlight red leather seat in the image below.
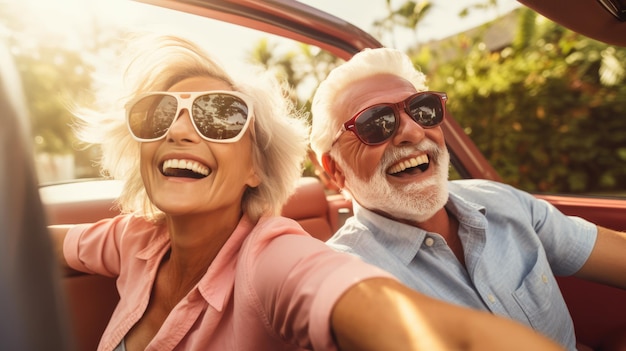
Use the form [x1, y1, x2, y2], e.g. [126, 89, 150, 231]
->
[282, 177, 334, 241]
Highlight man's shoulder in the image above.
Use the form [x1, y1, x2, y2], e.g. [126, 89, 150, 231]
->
[448, 179, 532, 208]
[449, 179, 520, 197]
[449, 178, 505, 189]
[327, 218, 377, 251]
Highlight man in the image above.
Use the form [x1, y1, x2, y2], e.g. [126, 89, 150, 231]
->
[309, 47, 626, 351]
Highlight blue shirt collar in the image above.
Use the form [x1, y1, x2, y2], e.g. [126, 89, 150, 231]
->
[352, 190, 487, 265]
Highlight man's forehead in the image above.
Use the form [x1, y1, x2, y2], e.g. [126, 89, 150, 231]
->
[333, 74, 416, 117]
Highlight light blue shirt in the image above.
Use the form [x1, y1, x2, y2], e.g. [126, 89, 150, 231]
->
[327, 179, 597, 351]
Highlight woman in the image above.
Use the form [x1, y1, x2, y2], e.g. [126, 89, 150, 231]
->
[50, 34, 563, 351]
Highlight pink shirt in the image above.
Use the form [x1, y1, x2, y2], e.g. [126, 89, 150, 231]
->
[64, 214, 393, 351]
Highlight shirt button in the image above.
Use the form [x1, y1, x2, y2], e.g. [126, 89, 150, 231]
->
[487, 294, 496, 303]
[542, 274, 549, 283]
[424, 237, 435, 247]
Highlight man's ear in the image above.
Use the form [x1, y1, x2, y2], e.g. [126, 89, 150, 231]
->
[321, 153, 345, 189]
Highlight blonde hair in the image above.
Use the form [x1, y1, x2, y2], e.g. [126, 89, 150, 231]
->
[74, 33, 309, 223]
[310, 47, 428, 163]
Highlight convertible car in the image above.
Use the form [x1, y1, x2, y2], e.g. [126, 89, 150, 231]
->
[2, 0, 625, 350]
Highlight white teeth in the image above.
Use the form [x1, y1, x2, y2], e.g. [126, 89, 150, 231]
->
[162, 158, 209, 176]
[388, 154, 429, 174]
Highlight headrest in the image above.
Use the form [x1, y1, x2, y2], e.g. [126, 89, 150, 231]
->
[281, 177, 329, 220]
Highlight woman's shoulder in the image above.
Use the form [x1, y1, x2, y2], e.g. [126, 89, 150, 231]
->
[253, 215, 310, 237]
[243, 215, 326, 255]
[71, 213, 166, 245]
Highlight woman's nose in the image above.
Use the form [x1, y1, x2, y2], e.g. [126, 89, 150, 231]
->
[166, 109, 202, 143]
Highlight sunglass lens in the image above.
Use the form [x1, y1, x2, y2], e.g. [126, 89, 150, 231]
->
[355, 106, 397, 145]
[192, 94, 249, 140]
[407, 94, 443, 127]
[128, 94, 177, 140]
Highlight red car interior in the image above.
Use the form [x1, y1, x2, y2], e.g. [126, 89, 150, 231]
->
[40, 176, 626, 351]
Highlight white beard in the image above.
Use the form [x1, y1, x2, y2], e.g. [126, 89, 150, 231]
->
[336, 140, 450, 223]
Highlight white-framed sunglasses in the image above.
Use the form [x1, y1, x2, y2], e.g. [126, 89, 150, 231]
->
[125, 90, 254, 143]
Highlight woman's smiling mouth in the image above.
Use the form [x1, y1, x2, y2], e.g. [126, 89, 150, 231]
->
[161, 158, 210, 179]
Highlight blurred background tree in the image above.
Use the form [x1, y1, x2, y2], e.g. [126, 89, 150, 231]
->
[0, 4, 92, 156]
[0, 2, 123, 180]
[253, 1, 626, 195]
[410, 6, 626, 194]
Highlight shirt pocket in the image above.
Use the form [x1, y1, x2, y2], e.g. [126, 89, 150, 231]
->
[511, 256, 575, 347]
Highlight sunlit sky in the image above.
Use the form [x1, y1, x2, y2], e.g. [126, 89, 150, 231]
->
[5, 0, 520, 74]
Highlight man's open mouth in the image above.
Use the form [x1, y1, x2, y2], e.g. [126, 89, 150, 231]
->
[387, 154, 430, 175]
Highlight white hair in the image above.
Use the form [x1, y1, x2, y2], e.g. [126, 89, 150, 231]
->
[310, 47, 428, 163]
[73, 33, 309, 222]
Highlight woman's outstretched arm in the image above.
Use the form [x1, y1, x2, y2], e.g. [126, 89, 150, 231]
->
[49, 225, 84, 277]
[332, 277, 564, 351]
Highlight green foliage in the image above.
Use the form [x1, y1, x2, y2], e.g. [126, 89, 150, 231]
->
[248, 40, 343, 116]
[15, 47, 93, 154]
[1, 1, 127, 179]
[1, 3, 94, 155]
[414, 8, 626, 194]
[247, 42, 344, 180]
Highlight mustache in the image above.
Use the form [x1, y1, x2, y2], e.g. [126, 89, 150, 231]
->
[380, 140, 444, 170]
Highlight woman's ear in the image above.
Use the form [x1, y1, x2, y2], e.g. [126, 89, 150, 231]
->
[246, 171, 261, 189]
[321, 153, 345, 189]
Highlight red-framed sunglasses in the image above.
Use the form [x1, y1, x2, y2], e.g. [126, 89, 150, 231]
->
[332, 91, 448, 146]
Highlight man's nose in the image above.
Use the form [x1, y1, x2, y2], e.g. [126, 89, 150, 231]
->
[391, 109, 425, 145]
